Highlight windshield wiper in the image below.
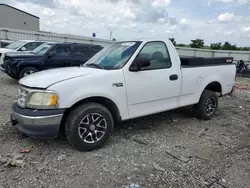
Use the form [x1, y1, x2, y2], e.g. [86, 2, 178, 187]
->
[85, 63, 105, 69]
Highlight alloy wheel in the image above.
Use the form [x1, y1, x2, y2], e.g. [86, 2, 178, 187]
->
[78, 113, 107, 144]
[204, 97, 217, 116]
[23, 70, 36, 77]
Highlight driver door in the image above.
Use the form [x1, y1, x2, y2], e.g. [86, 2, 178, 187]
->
[44, 44, 72, 69]
[124, 41, 181, 119]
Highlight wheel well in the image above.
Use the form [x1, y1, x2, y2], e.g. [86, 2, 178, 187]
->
[18, 66, 39, 75]
[205, 82, 222, 94]
[60, 97, 121, 131]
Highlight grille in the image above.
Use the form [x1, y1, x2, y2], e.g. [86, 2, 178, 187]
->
[4, 56, 10, 61]
[17, 87, 29, 108]
[1, 55, 9, 69]
[1, 63, 6, 69]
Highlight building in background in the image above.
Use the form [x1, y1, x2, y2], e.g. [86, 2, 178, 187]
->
[0, 4, 39, 31]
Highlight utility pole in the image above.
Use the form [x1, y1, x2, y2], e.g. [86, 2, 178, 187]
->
[109, 31, 112, 40]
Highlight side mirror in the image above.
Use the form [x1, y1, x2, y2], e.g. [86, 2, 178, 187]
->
[20, 47, 26, 51]
[129, 56, 150, 72]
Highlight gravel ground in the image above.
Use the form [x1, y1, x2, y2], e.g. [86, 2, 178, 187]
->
[0, 72, 250, 188]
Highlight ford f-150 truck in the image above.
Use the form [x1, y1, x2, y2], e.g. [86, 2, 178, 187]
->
[10, 39, 236, 151]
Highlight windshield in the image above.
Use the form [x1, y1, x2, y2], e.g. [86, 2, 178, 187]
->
[5, 41, 27, 50]
[32, 43, 54, 55]
[84, 41, 142, 70]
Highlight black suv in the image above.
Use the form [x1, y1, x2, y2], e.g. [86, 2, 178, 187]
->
[0, 42, 103, 79]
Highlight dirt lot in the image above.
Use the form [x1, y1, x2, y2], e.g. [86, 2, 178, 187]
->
[0, 72, 249, 188]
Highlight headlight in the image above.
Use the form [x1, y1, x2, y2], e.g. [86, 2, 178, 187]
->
[28, 92, 58, 108]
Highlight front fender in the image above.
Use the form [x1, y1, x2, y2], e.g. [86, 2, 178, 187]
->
[16, 59, 43, 72]
[48, 70, 130, 120]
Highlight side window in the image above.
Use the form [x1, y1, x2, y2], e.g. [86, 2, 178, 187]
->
[137, 42, 171, 70]
[51, 46, 71, 56]
[90, 46, 103, 54]
[74, 46, 89, 56]
[22, 42, 44, 51]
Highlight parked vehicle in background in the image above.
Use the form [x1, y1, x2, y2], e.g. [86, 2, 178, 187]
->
[0, 40, 52, 65]
[4, 41, 58, 56]
[236, 59, 249, 74]
[10, 39, 236, 151]
[0, 42, 103, 79]
[0, 39, 14, 48]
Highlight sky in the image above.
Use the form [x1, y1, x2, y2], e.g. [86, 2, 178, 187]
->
[2, 0, 250, 46]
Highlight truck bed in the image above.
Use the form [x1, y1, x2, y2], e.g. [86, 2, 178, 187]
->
[180, 56, 234, 67]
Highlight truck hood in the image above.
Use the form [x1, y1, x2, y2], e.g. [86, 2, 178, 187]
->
[0, 48, 15, 53]
[5, 51, 33, 56]
[19, 67, 103, 89]
[5, 52, 42, 60]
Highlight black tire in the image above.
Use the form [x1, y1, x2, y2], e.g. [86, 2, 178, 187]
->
[19, 67, 38, 79]
[193, 90, 218, 120]
[65, 102, 114, 151]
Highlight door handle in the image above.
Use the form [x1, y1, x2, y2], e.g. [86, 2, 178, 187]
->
[169, 74, 178, 81]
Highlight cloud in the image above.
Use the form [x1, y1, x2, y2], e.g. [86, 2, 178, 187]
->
[180, 18, 190, 25]
[218, 13, 235, 22]
[165, 30, 174, 34]
[118, 8, 136, 19]
[151, 0, 171, 7]
[158, 18, 166, 23]
[4, 0, 250, 46]
[241, 26, 250, 32]
[168, 17, 178, 25]
[98, 0, 172, 23]
[236, 26, 250, 38]
[208, 0, 250, 4]
[14, 0, 57, 7]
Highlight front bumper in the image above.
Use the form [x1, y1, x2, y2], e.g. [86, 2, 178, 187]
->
[11, 103, 65, 139]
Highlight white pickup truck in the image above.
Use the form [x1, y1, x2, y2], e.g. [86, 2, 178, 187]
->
[10, 39, 236, 151]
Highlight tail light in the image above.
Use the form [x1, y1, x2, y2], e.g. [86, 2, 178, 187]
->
[226, 59, 233, 63]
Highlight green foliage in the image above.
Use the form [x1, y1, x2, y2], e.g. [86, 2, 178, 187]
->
[176, 43, 186, 47]
[238, 47, 250, 51]
[190, 39, 204, 48]
[169, 38, 176, 46]
[210, 42, 222, 50]
[167, 38, 250, 51]
[221, 42, 238, 50]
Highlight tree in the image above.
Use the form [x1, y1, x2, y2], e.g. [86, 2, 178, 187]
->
[190, 39, 204, 48]
[221, 42, 238, 50]
[210, 42, 222, 50]
[169, 38, 176, 46]
[176, 43, 186, 47]
[239, 47, 249, 51]
[112, 38, 116, 41]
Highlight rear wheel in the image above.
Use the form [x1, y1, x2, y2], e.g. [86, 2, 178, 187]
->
[19, 67, 38, 79]
[193, 90, 218, 120]
[65, 102, 114, 151]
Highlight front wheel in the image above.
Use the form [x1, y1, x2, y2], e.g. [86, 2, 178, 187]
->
[193, 90, 218, 120]
[65, 102, 114, 151]
[19, 67, 38, 79]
